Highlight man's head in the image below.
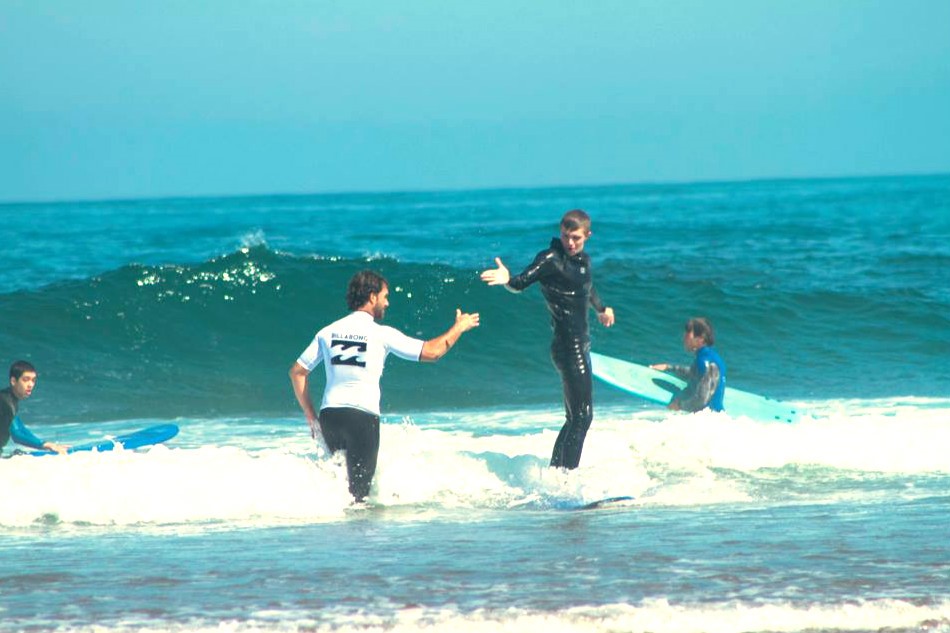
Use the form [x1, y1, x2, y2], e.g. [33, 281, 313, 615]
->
[346, 270, 390, 321]
[9, 360, 37, 399]
[560, 209, 592, 256]
[683, 317, 715, 352]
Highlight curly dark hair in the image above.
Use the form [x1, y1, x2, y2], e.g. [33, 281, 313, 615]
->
[346, 270, 388, 311]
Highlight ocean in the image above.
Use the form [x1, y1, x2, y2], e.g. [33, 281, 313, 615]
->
[1, 175, 949, 632]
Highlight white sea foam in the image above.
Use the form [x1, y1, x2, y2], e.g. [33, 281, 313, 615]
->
[23, 599, 950, 633]
[3, 399, 948, 530]
[239, 229, 268, 249]
[594, 400, 950, 475]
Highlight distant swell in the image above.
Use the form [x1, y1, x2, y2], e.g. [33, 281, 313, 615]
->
[2, 246, 554, 422]
[2, 244, 948, 424]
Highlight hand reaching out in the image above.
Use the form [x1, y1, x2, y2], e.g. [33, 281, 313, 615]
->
[480, 258, 510, 286]
[455, 308, 480, 332]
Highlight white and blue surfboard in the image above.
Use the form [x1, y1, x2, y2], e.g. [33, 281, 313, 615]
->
[591, 352, 803, 423]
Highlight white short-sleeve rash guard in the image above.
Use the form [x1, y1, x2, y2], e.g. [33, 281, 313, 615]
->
[296, 311, 424, 415]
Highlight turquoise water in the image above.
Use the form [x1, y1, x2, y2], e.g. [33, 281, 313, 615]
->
[1, 175, 949, 632]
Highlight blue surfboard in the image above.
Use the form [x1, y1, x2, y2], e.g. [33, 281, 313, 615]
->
[591, 352, 802, 423]
[29, 424, 179, 456]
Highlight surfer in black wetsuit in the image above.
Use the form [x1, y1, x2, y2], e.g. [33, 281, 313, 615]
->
[1, 360, 69, 456]
[481, 209, 615, 470]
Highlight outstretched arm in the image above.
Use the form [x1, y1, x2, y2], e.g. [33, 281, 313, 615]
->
[482, 250, 554, 293]
[11, 416, 69, 455]
[651, 363, 691, 409]
[289, 362, 320, 439]
[650, 363, 691, 380]
[420, 309, 480, 362]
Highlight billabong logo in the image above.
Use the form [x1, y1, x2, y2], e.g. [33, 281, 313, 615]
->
[331, 339, 367, 367]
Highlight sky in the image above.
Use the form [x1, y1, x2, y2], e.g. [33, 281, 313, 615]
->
[2, 0, 949, 202]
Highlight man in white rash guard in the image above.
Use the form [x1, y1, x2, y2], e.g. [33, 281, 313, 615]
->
[289, 270, 480, 502]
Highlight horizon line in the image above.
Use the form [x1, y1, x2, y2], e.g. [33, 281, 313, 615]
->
[2, 169, 948, 207]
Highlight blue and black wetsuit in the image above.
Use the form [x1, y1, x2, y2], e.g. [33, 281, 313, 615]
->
[1, 387, 47, 455]
[668, 346, 727, 412]
[506, 238, 608, 469]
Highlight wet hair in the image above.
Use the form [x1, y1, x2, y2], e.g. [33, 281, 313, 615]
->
[9, 360, 36, 380]
[685, 317, 715, 346]
[346, 270, 388, 311]
[560, 209, 592, 233]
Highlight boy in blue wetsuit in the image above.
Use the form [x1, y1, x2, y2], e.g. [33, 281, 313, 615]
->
[481, 209, 615, 470]
[651, 317, 726, 412]
[1, 360, 69, 456]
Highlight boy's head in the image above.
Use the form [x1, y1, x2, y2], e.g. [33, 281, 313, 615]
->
[683, 318, 715, 351]
[9, 360, 37, 399]
[346, 270, 390, 320]
[559, 209, 592, 256]
[560, 209, 592, 233]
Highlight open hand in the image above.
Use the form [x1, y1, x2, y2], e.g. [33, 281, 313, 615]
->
[455, 308, 481, 332]
[479, 257, 510, 286]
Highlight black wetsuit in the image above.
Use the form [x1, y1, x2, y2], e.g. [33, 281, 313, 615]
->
[1, 387, 46, 455]
[507, 238, 608, 469]
[0, 388, 17, 451]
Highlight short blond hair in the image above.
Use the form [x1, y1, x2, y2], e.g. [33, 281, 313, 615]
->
[560, 209, 591, 233]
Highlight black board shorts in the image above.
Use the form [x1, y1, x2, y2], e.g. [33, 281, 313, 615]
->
[318, 407, 381, 501]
